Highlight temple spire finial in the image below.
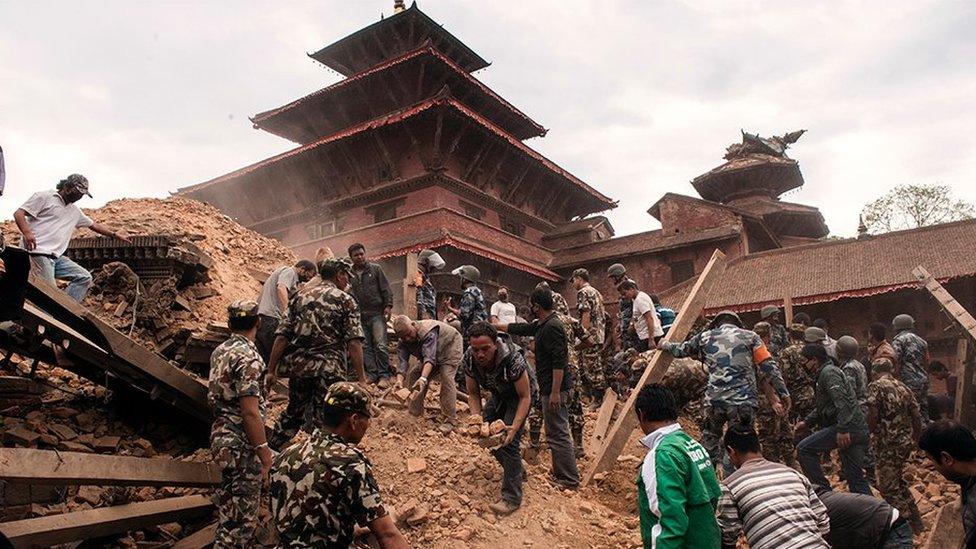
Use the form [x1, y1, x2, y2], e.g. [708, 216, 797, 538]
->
[394, 0, 406, 13]
[857, 214, 870, 239]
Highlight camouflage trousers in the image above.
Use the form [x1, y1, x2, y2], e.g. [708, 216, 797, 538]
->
[529, 368, 585, 451]
[577, 345, 607, 400]
[703, 402, 756, 474]
[875, 441, 924, 532]
[756, 402, 796, 467]
[213, 444, 262, 548]
[905, 379, 931, 425]
[270, 373, 341, 450]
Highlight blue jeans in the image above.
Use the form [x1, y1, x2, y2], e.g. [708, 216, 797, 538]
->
[361, 314, 391, 381]
[30, 255, 92, 303]
[797, 425, 871, 495]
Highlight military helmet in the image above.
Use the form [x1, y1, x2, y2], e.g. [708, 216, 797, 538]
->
[836, 335, 859, 358]
[319, 257, 352, 275]
[709, 310, 742, 328]
[324, 382, 373, 417]
[804, 326, 827, 344]
[892, 314, 915, 331]
[753, 321, 771, 336]
[535, 281, 551, 291]
[571, 268, 590, 281]
[418, 249, 445, 270]
[788, 323, 806, 337]
[607, 263, 627, 278]
[227, 299, 259, 319]
[451, 265, 481, 282]
[760, 305, 779, 320]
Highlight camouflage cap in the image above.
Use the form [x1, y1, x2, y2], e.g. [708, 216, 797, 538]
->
[753, 321, 771, 336]
[318, 257, 353, 274]
[804, 326, 827, 344]
[788, 323, 806, 336]
[60, 174, 92, 197]
[571, 268, 590, 281]
[325, 382, 373, 417]
[227, 299, 258, 319]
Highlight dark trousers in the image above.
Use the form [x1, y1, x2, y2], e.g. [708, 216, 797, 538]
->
[255, 314, 279, 364]
[362, 314, 391, 381]
[269, 375, 330, 450]
[0, 246, 30, 321]
[484, 394, 524, 506]
[541, 391, 580, 486]
[883, 519, 914, 549]
[703, 402, 756, 475]
[798, 425, 871, 495]
[634, 338, 650, 353]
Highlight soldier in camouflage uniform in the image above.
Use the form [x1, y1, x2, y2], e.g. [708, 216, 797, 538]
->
[571, 268, 608, 404]
[269, 382, 410, 548]
[759, 305, 789, 357]
[752, 321, 796, 467]
[607, 263, 638, 351]
[662, 357, 709, 415]
[448, 265, 487, 338]
[415, 249, 444, 320]
[890, 314, 931, 423]
[266, 258, 366, 450]
[866, 357, 924, 534]
[659, 311, 789, 473]
[208, 300, 273, 548]
[779, 323, 816, 423]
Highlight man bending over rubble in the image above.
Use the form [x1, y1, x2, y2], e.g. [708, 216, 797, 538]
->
[14, 174, 130, 302]
[255, 259, 316, 363]
[463, 321, 537, 516]
[270, 382, 410, 548]
[392, 314, 461, 432]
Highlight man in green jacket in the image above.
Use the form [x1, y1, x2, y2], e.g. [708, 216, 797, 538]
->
[635, 383, 721, 548]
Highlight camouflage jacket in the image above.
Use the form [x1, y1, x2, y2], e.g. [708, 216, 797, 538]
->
[416, 271, 437, 320]
[552, 292, 570, 316]
[780, 343, 816, 414]
[275, 280, 364, 379]
[891, 330, 929, 387]
[458, 285, 488, 330]
[208, 334, 266, 449]
[617, 277, 636, 333]
[867, 376, 920, 451]
[663, 324, 788, 407]
[662, 358, 709, 410]
[462, 336, 539, 405]
[555, 312, 584, 370]
[768, 323, 789, 358]
[576, 284, 606, 345]
[270, 431, 386, 548]
[840, 358, 868, 409]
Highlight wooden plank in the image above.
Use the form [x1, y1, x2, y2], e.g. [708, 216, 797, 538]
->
[584, 250, 727, 486]
[783, 296, 793, 326]
[0, 495, 213, 547]
[586, 389, 618, 454]
[955, 339, 973, 425]
[0, 448, 221, 487]
[913, 266, 976, 339]
[171, 521, 217, 549]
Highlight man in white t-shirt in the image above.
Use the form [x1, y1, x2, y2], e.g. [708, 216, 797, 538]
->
[617, 280, 662, 352]
[489, 286, 518, 325]
[14, 174, 130, 302]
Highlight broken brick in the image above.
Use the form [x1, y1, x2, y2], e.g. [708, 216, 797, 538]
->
[406, 457, 427, 474]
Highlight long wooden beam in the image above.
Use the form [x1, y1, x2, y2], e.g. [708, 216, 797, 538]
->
[584, 250, 727, 485]
[0, 495, 213, 547]
[0, 449, 221, 487]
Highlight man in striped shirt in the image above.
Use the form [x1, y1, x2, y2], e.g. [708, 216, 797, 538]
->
[717, 423, 830, 549]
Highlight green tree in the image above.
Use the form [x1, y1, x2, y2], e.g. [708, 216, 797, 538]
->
[861, 183, 974, 234]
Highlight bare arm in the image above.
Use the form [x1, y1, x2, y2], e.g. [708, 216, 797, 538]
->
[466, 375, 482, 417]
[89, 222, 130, 243]
[13, 209, 35, 250]
[276, 284, 289, 312]
[265, 335, 287, 388]
[641, 310, 654, 339]
[511, 372, 532, 434]
[347, 339, 367, 383]
[368, 514, 411, 549]
[240, 396, 272, 477]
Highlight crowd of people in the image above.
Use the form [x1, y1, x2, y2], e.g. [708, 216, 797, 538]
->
[6, 178, 973, 548]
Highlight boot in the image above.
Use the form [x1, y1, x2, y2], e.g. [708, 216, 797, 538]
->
[489, 500, 520, 516]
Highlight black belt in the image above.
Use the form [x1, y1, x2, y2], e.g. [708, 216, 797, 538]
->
[27, 251, 57, 260]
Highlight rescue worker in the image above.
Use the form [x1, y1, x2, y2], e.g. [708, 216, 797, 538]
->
[759, 305, 788, 357]
[571, 268, 608, 405]
[266, 258, 366, 450]
[658, 310, 789, 473]
[606, 263, 637, 351]
[780, 322, 817, 424]
[269, 382, 410, 548]
[752, 321, 796, 467]
[208, 300, 272, 548]
[536, 280, 570, 316]
[447, 265, 487, 339]
[891, 314, 931, 423]
[392, 315, 462, 431]
[416, 249, 444, 320]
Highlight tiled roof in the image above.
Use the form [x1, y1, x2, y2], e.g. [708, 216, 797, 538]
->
[551, 225, 740, 268]
[660, 219, 976, 312]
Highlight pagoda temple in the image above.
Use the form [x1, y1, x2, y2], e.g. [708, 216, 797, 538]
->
[179, 1, 616, 311]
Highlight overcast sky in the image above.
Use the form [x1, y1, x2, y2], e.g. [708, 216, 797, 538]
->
[2, 0, 974, 238]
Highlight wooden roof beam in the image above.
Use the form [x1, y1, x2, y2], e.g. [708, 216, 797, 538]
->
[0, 495, 213, 547]
[0, 448, 221, 487]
